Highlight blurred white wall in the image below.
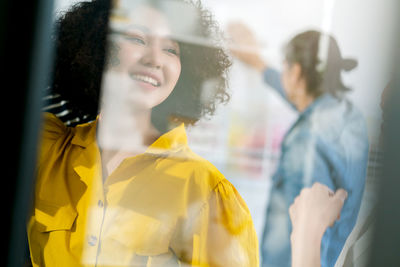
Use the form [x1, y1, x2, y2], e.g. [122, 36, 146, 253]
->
[54, 0, 398, 140]
[198, 0, 398, 243]
[51, 0, 398, 241]
[202, 0, 398, 142]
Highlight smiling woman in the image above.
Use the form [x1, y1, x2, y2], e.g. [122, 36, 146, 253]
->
[28, 0, 259, 266]
[104, 5, 182, 111]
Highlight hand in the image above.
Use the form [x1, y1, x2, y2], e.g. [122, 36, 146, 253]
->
[289, 183, 348, 267]
[289, 183, 348, 238]
[226, 22, 267, 72]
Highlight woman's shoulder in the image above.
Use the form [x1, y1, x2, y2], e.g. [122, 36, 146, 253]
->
[38, 112, 97, 164]
[40, 112, 68, 139]
[37, 113, 70, 168]
[148, 124, 227, 189]
[175, 147, 227, 188]
[40, 112, 97, 140]
[310, 96, 367, 141]
[172, 151, 252, 218]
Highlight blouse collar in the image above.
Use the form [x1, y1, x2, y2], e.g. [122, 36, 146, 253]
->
[71, 120, 188, 154]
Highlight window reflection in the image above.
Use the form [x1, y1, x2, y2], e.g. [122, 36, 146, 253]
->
[33, 0, 257, 266]
[28, 0, 397, 266]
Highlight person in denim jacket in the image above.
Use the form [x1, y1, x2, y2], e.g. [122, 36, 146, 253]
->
[228, 24, 369, 267]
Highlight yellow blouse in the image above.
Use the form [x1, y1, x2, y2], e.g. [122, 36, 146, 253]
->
[28, 113, 259, 267]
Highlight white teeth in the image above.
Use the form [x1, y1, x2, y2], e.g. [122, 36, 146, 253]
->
[131, 74, 160, 87]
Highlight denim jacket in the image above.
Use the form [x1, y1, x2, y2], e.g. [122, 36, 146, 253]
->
[260, 68, 369, 267]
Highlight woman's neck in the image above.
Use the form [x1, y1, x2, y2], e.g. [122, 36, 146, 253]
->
[292, 82, 315, 112]
[97, 108, 160, 179]
[295, 93, 315, 112]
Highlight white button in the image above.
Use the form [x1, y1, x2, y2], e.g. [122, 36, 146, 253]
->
[88, 235, 98, 246]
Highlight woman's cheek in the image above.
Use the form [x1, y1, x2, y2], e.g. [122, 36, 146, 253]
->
[171, 61, 182, 87]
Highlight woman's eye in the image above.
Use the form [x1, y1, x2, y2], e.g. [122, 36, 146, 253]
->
[164, 48, 180, 56]
[125, 36, 145, 45]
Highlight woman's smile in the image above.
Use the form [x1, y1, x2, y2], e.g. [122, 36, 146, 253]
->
[130, 74, 160, 87]
[129, 71, 162, 90]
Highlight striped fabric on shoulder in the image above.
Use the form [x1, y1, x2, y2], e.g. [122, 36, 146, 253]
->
[42, 87, 95, 127]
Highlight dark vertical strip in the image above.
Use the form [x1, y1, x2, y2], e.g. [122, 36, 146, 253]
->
[368, 7, 400, 266]
[0, 0, 54, 266]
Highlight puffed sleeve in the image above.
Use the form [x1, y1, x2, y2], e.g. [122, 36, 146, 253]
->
[37, 112, 69, 167]
[171, 179, 260, 267]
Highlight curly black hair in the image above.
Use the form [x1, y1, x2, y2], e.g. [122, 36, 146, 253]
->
[50, 0, 231, 131]
[50, 0, 111, 121]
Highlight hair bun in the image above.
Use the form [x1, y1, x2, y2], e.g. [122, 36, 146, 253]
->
[341, 58, 358, 71]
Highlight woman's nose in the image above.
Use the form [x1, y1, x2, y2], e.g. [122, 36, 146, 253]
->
[141, 44, 162, 69]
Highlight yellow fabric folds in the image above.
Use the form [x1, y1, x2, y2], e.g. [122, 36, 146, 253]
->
[28, 112, 259, 267]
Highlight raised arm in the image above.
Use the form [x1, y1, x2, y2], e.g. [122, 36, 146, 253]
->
[226, 22, 291, 104]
